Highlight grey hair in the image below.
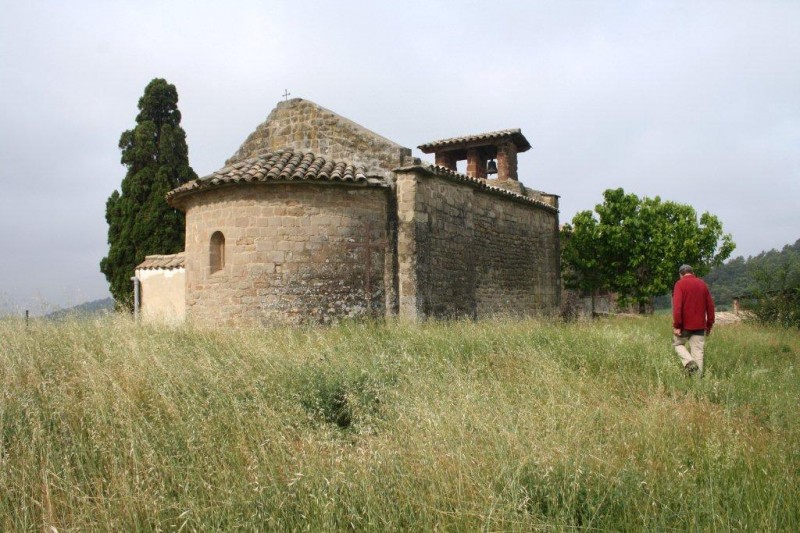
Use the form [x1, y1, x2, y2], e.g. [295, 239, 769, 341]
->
[679, 264, 693, 275]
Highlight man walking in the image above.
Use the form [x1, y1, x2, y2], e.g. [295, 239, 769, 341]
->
[672, 264, 715, 377]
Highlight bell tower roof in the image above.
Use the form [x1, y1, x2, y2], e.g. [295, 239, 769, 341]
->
[418, 129, 531, 182]
[417, 128, 531, 155]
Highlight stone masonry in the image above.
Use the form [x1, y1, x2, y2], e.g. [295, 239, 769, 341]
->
[142, 98, 561, 325]
[178, 183, 391, 326]
[228, 99, 414, 178]
[395, 166, 560, 319]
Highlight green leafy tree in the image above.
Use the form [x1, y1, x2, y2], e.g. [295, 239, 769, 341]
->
[562, 188, 735, 313]
[100, 79, 197, 308]
[561, 211, 606, 313]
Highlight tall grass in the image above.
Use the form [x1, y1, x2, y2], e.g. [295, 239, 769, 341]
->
[1, 314, 798, 530]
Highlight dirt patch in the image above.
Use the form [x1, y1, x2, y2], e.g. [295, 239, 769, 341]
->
[715, 311, 742, 325]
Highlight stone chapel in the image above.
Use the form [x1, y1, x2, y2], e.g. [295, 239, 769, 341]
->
[134, 98, 561, 325]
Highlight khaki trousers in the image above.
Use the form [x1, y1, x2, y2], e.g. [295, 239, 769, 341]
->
[673, 333, 705, 376]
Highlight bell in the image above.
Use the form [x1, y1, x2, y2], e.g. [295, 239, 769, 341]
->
[486, 159, 498, 175]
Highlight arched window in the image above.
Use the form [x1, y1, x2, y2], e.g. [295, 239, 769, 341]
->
[210, 231, 225, 273]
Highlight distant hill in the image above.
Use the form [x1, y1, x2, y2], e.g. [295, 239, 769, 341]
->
[45, 297, 116, 320]
[706, 238, 800, 305]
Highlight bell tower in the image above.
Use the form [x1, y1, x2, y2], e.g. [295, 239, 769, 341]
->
[417, 129, 531, 182]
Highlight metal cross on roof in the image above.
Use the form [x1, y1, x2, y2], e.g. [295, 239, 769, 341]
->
[282, 89, 291, 101]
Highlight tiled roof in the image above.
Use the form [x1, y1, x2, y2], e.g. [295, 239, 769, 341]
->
[395, 164, 558, 213]
[136, 253, 185, 270]
[167, 150, 384, 204]
[418, 129, 531, 153]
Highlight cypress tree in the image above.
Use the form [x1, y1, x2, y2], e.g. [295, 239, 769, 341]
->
[100, 78, 197, 308]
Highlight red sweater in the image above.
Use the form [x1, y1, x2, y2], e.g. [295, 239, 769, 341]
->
[673, 274, 715, 331]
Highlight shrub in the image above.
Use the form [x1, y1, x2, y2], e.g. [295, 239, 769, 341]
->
[296, 365, 382, 430]
[748, 288, 800, 328]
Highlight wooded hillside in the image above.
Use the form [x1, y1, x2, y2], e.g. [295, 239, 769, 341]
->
[706, 239, 800, 305]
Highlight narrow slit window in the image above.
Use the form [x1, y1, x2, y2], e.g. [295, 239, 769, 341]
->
[210, 231, 225, 273]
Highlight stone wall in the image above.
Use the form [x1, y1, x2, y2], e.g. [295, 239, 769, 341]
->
[227, 99, 413, 178]
[396, 168, 560, 320]
[182, 183, 391, 326]
[405, 174, 477, 318]
[137, 268, 186, 324]
[560, 289, 615, 319]
[472, 192, 560, 314]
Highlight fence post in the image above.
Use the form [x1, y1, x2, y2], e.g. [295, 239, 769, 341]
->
[131, 276, 140, 322]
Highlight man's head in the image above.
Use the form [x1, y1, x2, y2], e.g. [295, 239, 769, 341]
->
[679, 264, 694, 276]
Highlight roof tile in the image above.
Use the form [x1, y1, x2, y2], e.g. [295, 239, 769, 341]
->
[136, 253, 186, 270]
[418, 129, 531, 153]
[167, 150, 384, 204]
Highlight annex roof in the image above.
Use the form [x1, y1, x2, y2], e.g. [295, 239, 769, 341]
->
[136, 253, 186, 270]
[417, 129, 532, 154]
[167, 149, 385, 205]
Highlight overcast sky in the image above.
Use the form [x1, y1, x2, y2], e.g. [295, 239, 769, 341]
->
[1, 0, 798, 314]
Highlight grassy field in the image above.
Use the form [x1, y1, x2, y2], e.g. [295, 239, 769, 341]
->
[1, 314, 798, 531]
